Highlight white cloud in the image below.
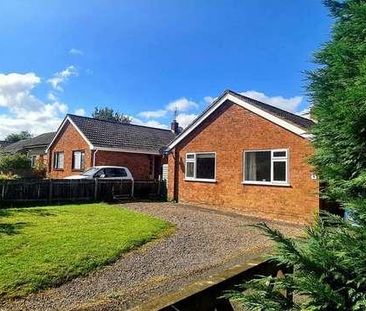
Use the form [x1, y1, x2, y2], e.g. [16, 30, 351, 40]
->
[204, 96, 216, 104]
[69, 48, 84, 56]
[166, 97, 198, 113]
[0, 73, 42, 112]
[47, 65, 78, 92]
[176, 113, 197, 128]
[132, 117, 168, 129]
[240, 90, 303, 112]
[47, 92, 58, 101]
[0, 71, 83, 139]
[74, 108, 85, 116]
[135, 97, 199, 129]
[138, 109, 167, 119]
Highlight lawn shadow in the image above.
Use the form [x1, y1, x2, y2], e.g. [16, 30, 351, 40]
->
[0, 208, 56, 218]
[0, 208, 56, 236]
[15, 209, 56, 217]
[0, 222, 27, 235]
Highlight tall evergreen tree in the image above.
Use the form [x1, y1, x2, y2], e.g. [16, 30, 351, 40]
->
[226, 1, 366, 310]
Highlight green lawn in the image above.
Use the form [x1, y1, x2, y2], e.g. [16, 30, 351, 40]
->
[0, 203, 171, 298]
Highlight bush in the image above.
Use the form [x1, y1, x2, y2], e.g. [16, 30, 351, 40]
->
[0, 153, 31, 171]
[0, 172, 20, 181]
[32, 159, 47, 178]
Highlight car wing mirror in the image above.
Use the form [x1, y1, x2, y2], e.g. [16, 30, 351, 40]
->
[99, 174, 106, 178]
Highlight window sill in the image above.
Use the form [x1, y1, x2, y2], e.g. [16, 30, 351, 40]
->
[242, 181, 291, 187]
[53, 168, 64, 171]
[184, 178, 217, 183]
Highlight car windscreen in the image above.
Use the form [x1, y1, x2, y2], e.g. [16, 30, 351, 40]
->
[82, 167, 99, 176]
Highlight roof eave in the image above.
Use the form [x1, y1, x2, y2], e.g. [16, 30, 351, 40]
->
[166, 92, 310, 151]
[45, 115, 94, 153]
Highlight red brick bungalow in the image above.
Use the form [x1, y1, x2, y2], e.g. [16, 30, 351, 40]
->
[46, 114, 175, 180]
[166, 90, 319, 224]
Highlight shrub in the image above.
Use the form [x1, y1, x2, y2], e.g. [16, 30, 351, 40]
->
[0, 153, 31, 171]
[32, 159, 47, 178]
[0, 172, 20, 181]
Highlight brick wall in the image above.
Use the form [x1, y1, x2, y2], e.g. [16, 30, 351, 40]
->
[95, 151, 160, 180]
[48, 121, 92, 178]
[168, 101, 319, 224]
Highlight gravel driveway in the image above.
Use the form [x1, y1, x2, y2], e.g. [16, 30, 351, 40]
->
[1, 202, 301, 311]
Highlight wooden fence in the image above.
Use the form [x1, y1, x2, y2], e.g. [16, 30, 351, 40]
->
[0, 179, 167, 206]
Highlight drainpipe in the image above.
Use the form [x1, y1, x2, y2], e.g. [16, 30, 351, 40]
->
[93, 149, 99, 167]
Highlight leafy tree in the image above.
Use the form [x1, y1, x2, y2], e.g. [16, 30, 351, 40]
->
[92, 106, 131, 123]
[0, 154, 31, 170]
[4, 131, 32, 143]
[32, 158, 47, 178]
[226, 1, 366, 310]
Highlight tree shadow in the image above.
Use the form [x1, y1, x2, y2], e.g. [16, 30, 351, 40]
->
[0, 208, 56, 236]
[15, 209, 56, 217]
[0, 208, 56, 218]
[0, 209, 11, 218]
[0, 222, 27, 235]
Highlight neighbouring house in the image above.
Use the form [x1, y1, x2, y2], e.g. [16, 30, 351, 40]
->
[46, 114, 176, 179]
[166, 90, 319, 224]
[2, 132, 55, 167]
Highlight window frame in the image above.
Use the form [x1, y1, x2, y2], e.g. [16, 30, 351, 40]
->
[53, 151, 64, 170]
[72, 150, 85, 171]
[242, 149, 289, 186]
[185, 152, 217, 183]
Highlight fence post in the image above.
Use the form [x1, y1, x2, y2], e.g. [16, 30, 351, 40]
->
[94, 178, 98, 201]
[37, 182, 41, 199]
[49, 179, 53, 203]
[1, 182, 5, 200]
[157, 179, 161, 197]
[131, 180, 134, 198]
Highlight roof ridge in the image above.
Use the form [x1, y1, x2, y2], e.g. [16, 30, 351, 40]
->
[227, 90, 313, 124]
[67, 114, 172, 132]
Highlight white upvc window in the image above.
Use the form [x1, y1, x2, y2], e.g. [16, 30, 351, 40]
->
[72, 150, 85, 170]
[243, 149, 289, 186]
[185, 152, 216, 182]
[53, 152, 64, 170]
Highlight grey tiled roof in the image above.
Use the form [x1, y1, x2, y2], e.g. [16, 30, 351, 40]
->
[3, 132, 55, 154]
[26, 132, 56, 148]
[228, 90, 314, 129]
[0, 141, 12, 148]
[68, 114, 175, 154]
[2, 140, 28, 154]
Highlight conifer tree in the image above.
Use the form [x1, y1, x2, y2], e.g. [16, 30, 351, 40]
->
[227, 1, 366, 310]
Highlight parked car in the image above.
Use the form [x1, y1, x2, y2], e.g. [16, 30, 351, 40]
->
[64, 166, 134, 180]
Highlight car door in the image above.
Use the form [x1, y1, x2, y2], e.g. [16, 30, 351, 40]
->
[103, 168, 117, 179]
[94, 169, 105, 178]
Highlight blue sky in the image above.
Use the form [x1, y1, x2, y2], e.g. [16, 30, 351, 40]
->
[0, 0, 332, 138]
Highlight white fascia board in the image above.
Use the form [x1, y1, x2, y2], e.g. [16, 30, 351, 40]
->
[92, 146, 160, 155]
[167, 93, 309, 151]
[45, 116, 94, 153]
